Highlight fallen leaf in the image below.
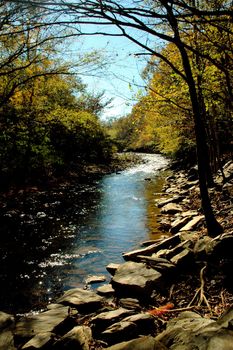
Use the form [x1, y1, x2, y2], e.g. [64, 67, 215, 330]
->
[147, 302, 174, 316]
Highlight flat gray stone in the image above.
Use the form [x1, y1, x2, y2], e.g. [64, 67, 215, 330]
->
[0, 312, 14, 331]
[22, 332, 54, 349]
[157, 196, 185, 208]
[136, 255, 175, 273]
[53, 325, 92, 350]
[170, 248, 193, 267]
[91, 308, 134, 332]
[123, 313, 155, 332]
[14, 306, 69, 340]
[106, 263, 121, 275]
[155, 310, 233, 350]
[160, 203, 183, 214]
[170, 216, 191, 233]
[85, 275, 106, 284]
[105, 335, 168, 349]
[111, 261, 162, 296]
[181, 210, 199, 217]
[97, 284, 115, 296]
[179, 215, 204, 231]
[158, 219, 172, 231]
[46, 303, 67, 310]
[0, 329, 16, 350]
[141, 238, 168, 247]
[123, 234, 181, 261]
[164, 240, 192, 260]
[57, 287, 104, 312]
[206, 331, 233, 350]
[217, 305, 233, 328]
[194, 236, 213, 257]
[118, 298, 141, 310]
[101, 321, 137, 345]
[156, 311, 213, 349]
[181, 180, 199, 189]
[137, 256, 171, 264]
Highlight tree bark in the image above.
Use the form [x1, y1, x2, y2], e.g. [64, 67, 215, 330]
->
[163, 1, 223, 236]
[177, 44, 223, 236]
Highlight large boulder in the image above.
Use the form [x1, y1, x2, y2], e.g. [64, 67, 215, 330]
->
[156, 308, 233, 350]
[111, 261, 162, 298]
[155, 311, 213, 349]
[52, 325, 92, 350]
[14, 306, 70, 341]
[57, 288, 104, 312]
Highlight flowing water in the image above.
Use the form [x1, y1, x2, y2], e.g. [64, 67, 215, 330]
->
[0, 153, 169, 315]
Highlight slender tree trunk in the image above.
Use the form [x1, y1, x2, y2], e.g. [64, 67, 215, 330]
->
[191, 0, 215, 187]
[178, 45, 223, 237]
[165, 2, 223, 236]
[196, 80, 215, 186]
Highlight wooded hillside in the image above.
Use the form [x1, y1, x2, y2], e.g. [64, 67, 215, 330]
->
[0, 2, 113, 189]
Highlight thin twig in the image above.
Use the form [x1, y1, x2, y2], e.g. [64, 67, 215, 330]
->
[165, 306, 198, 313]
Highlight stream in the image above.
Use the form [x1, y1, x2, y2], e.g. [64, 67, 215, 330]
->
[0, 153, 169, 315]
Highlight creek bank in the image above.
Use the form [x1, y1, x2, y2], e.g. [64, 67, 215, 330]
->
[1, 159, 233, 349]
[0, 152, 145, 193]
[0, 152, 145, 194]
[0, 153, 144, 224]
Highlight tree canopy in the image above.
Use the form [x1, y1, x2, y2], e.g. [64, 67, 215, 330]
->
[0, 2, 114, 188]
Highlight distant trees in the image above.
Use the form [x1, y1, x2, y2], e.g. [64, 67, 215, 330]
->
[0, 62, 113, 187]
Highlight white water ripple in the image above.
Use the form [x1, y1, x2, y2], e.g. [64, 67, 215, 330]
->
[124, 153, 169, 175]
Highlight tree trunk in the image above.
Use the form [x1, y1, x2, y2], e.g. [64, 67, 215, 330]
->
[165, 1, 223, 236]
[178, 44, 223, 237]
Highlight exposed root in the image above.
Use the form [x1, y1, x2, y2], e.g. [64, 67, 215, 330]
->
[169, 284, 175, 299]
[188, 266, 212, 312]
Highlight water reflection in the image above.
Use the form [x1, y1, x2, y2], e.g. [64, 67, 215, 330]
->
[0, 153, 169, 314]
[62, 154, 169, 292]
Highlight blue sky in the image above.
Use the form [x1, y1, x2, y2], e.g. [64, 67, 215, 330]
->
[64, 28, 148, 120]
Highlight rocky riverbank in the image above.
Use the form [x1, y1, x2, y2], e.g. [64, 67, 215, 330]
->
[1, 159, 233, 349]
